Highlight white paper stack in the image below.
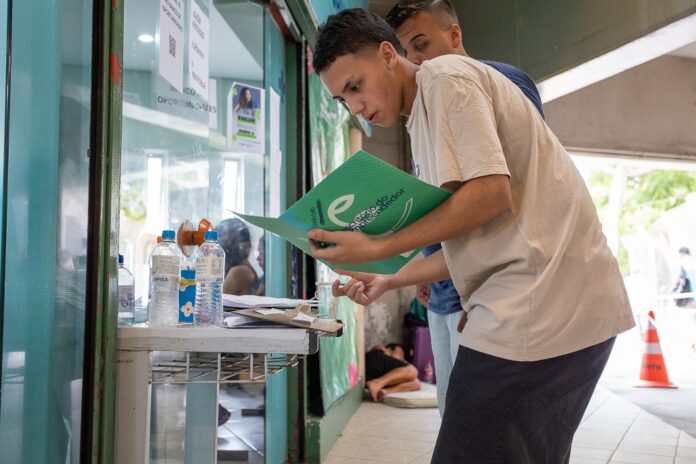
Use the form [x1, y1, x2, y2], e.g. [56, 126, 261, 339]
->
[223, 313, 285, 329]
[222, 294, 318, 309]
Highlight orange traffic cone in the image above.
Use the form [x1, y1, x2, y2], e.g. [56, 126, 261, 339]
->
[635, 311, 677, 388]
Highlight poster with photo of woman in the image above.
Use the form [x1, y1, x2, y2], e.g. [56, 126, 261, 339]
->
[227, 82, 265, 154]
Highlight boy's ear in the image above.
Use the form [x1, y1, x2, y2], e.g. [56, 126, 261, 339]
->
[450, 23, 462, 49]
[378, 41, 398, 69]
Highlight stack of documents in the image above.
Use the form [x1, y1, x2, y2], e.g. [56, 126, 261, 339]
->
[223, 313, 285, 329]
[222, 293, 318, 309]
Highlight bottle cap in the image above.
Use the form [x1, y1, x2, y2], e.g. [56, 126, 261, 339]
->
[162, 229, 175, 240]
[118, 254, 124, 265]
[204, 230, 218, 241]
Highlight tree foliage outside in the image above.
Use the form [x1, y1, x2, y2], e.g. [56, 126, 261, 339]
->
[121, 179, 147, 222]
[586, 167, 696, 273]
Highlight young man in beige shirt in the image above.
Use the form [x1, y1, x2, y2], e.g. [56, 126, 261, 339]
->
[309, 7, 634, 463]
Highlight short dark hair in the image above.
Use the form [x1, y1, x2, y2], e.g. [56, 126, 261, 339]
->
[385, 342, 403, 351]
[385, 0, 458, 30]
[312, 8, 404, 73]
[679, 246, 691, 255]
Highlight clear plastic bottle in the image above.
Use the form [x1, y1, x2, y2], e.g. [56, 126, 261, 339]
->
[117, 254, 135, 326]
[194, 230, 225, 327]
[149, 229, 181, 327]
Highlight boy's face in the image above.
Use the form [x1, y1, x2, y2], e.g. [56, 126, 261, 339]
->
[386, 346, 405, 360]
[319, 44, 404, 127]
[395, 12, 459, 65]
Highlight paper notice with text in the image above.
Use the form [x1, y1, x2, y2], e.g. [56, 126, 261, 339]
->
[158, 0, 184, 92]
[188, 1, 209, 100]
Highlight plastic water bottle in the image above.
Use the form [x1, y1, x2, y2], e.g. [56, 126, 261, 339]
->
[194, 230, 225, 327]
[117, 254, 135, 326]
[149, 229, 181, 327]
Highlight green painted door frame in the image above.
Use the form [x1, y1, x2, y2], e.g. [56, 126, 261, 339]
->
[284, 36, 308, 463]
[281, 2, 367, 462]
[82, 0, 123, 461]
[87, 1, 307, 461]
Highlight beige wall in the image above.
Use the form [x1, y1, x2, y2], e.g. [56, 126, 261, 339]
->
[545, 55, 696, 160]
[360, 121, 417, 347]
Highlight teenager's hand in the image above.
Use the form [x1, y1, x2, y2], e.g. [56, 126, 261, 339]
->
[308, 229, 386, 265]
[331, 270, 390, 306]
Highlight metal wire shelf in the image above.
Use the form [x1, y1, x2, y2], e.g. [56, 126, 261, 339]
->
[150, 352, 299, 385]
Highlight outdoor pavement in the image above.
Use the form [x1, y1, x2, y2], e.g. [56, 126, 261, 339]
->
[601, 309, 696, 437]
[327, 309, 696, 464]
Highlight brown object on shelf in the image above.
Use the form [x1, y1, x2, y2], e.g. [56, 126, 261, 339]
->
[235, 306, 344, 335]
[177, 218, 214, 256]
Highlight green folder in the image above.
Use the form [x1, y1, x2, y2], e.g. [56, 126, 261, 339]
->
[234, 151, 451, 274]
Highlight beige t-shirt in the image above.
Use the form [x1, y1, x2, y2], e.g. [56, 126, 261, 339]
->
[406, 55, 635, 361]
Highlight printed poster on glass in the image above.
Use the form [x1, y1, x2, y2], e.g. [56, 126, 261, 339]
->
[227, 82, 265, 154]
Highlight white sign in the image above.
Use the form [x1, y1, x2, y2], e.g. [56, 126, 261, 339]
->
[188, 2, 210, 100]
[158, 0, 185, 92]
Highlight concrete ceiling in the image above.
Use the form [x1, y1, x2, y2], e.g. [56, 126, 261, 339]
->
[544, 54, 696, 161]
[368, 1, 696, 162]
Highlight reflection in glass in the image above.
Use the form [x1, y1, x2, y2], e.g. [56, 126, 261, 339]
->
[121, 0, 267, 304]
[121, 1, 268, 461]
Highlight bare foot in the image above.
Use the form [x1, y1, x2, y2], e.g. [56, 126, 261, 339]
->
[377, 389, 388, 402]
[366, 380, 382, 402]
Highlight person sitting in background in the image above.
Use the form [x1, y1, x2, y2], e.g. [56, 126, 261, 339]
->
[255, 235, 266, 296]
[673, 246, 695, 307]
[365, 343, 420, 402]
[216, 218, 263, 295]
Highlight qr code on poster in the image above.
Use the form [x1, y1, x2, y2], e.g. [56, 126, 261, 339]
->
[168, 34, 176, 58]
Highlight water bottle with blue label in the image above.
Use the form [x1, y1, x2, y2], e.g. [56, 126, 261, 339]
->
[149, 229, 181, 327]
[194, 230, 225, 327]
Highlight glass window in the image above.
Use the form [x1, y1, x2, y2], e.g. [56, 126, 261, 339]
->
[0, 0, 93, 462]
[120, 0, 267, 305]
[120, 1, 269, 461]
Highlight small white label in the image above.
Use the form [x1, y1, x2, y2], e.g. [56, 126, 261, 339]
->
[153, 255, 180, 277]
[118, 284, 135, 312]
[195, 256, 223, 279]
[152, 275, 179, 292]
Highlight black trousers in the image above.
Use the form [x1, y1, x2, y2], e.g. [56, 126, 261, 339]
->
[432, 337, 615, 463]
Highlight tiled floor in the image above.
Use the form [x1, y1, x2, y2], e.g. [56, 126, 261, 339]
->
[327, 386, 696, 464]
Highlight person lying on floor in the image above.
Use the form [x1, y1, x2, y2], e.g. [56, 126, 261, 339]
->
[365, 343, 420, 402]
